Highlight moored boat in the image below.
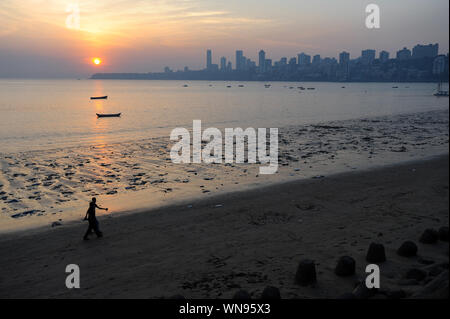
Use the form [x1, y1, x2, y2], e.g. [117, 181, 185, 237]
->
[434, 90, 449, 97]
[96, 113, 121, 118]
[90, 96, 108, 100]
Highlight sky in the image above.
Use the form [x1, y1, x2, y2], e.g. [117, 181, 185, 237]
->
[0, 0, 448, 78]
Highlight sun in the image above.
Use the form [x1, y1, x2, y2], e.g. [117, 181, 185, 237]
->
[92, 58, 102, 65]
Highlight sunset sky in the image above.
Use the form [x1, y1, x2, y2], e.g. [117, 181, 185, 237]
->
[0, 0, 448, 77]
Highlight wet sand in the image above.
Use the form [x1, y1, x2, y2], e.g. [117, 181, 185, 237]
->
[0, 109, 448, 232]
[0, 154, 448, 299]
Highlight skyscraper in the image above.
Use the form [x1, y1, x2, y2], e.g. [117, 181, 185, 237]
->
[339, 51, 350, 65]
[379, 50, 390, 63]
[361, 49, 375, 64]
[258, 50, 266, 73]
[412, 43, 439, 59]
[432, 55, 446, 75]
[338, 52, 350, 80]
[298, 53, 311, 66]
[206, 49, 212, 70]
[220, 57, 227, 71]
[236, 50, 243, 71]
[312, 55, 321, 66]
[264, 59, 272, 72]
[246, 58, 256, 70]
[396, 47, 411, 60]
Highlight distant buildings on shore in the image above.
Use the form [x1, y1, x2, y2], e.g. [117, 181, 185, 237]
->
[92, 43, 449, 82]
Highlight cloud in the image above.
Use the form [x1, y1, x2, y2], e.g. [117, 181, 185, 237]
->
[0, 0, 274, 47]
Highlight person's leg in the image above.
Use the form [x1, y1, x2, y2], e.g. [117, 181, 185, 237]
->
[84, 224, 93, 240]
[93, 220, 103, 238]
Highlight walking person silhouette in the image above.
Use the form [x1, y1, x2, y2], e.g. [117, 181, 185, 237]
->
[83, 197, 108, 240]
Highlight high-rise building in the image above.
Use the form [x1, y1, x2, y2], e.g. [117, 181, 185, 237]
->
[264, 59, 272, 72]
[288, 57, 297, 72]
[396, 47, 411, 60]
[258, 50, 266, 73]
[412, 43, 439, 59]
[227, 61, 232, 72]
[246, 58, 256, 70]
[338, 52, 350, 80]
[220, 57, 227, 71]
[236, 50, 243, 71]
[210, 64, 219, 72]
[206, 49, 212, 70]
[379, 50, 390, 63]
[339, 51, 350, 65]
[361, 49, 376, 64]
[432, 55, 446, 75]
[312, 55, 321, 66]
[298, 53, 311, 66]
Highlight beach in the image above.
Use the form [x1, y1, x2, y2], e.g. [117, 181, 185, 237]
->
[1, 108, 448, 232]
[1, 0, 449, 305]
[0, 154, 448, 299]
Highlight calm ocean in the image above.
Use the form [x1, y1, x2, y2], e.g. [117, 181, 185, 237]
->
[0, 79, 447, 154]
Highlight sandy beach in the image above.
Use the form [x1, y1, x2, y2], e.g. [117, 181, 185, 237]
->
[1, 0, 449, 306]
[0, 154, 448, 299]
[1, 109, 448, 232]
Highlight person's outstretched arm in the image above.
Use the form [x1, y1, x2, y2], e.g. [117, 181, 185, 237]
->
[95, 204, 108, 211]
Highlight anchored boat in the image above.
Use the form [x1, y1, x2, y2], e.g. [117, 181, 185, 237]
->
[90, 96, 108, 100]
[96, 113, 121, 118]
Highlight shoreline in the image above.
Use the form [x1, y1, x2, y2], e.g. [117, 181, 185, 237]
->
[1, 107, 446, 156]
[1, 152, 448, 238]
[89, 75, 449, 84]
[0, 154, 448, 298]
[1, 108, 448, 233]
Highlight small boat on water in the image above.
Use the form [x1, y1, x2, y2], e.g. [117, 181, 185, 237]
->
[434, 90, 449, 97]
[96, 113, 121, 118]
[91, 96, 108, 100]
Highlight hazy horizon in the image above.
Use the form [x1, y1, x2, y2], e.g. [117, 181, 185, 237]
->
[0, 0, 449, 78]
